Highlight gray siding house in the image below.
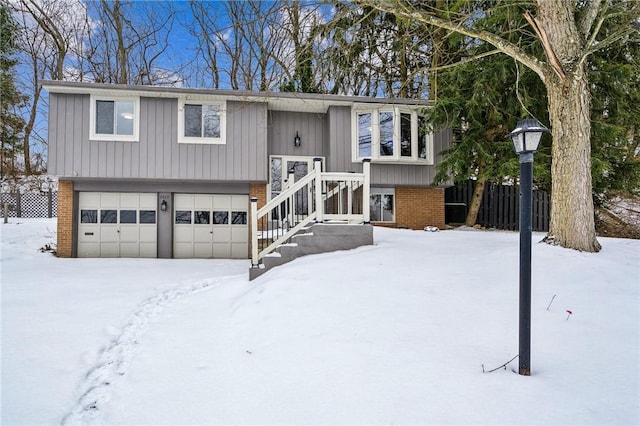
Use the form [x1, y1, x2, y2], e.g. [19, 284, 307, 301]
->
[44, 80, 450, 259]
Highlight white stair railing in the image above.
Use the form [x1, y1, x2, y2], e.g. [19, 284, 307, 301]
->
[251, 159, 370, 267]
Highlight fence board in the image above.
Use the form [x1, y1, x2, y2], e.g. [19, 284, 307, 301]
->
[445, 180, 549, 232]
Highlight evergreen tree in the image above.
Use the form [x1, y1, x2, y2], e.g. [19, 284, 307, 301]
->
[0, 4, 27, 179]
[426, 1, 551, 226]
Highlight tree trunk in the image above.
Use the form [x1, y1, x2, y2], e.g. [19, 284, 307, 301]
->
[465, 178, 486, 227]
[544, 72, 601, 252]
[537, 0, 601, 252]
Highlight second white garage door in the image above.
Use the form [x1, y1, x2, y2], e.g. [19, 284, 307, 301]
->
[173, 194, 248, 259]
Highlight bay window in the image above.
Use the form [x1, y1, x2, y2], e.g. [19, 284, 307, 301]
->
[353, 106, 433, 164]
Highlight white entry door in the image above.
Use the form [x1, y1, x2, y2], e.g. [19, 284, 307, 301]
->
[78, 192, 157, 257]
[269, 156, 322, 220]
[173, 194, 248, 259]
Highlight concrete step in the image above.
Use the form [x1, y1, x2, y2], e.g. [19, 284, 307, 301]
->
[249, 223, 373, 280]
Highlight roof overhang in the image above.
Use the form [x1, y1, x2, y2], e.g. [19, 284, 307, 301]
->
[41, 80, 433, 114]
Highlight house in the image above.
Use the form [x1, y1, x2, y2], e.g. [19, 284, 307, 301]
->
[43, 80, 451, 268]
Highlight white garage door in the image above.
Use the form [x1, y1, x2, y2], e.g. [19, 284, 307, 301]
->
[78, 192, 157, 258]
[173, 194, 248, 259]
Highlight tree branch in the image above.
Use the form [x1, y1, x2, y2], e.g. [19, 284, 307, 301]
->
[577, 0, 603, 39]
[523, 11, 565, 79]
[356, 0, 549, 83]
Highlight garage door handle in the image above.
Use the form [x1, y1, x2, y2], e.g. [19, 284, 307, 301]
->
[84, 232, 94, 236]
[209, 231, 213, 234]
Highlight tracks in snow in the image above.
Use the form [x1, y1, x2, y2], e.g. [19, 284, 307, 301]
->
[61, 275, 244, 425]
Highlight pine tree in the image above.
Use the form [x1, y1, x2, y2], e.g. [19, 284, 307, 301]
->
[0, 4, 27, 179]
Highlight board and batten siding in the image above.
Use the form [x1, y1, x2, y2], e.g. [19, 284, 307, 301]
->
[48, 94, 268, 182]
[326, 105, 451, 186]
[267, 110, 326, 157]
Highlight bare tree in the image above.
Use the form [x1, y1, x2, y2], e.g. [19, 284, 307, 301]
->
[11, 0, 90, 175]
[83, 0, 177, 85]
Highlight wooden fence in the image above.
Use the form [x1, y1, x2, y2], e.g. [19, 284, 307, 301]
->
[445, 180, 550, 232]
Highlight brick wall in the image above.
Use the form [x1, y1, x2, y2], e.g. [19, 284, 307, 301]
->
[249, 183, 268, 258]
[373, 186, 445, 230]
[57, 180, 74, 257]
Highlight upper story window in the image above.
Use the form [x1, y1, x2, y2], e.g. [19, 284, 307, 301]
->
[178, 98, 226, 144]
[90, 95, 140, 142]
[353, 106, 434, 164]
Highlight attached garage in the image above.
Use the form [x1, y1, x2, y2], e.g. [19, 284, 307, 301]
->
[173, 194, 248, 259]
[78, 192, 157, 258]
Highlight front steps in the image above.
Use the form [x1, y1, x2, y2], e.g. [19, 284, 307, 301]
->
[249, 223, 373, 280]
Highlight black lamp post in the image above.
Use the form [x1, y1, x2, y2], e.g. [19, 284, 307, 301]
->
[508, 118, 549, 376]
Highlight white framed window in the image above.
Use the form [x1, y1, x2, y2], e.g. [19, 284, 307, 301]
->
[90, 95, 140, 142]
[178, 98, 226, 144]
[370, 187, 395, 222]
[352, 106, 434, 164]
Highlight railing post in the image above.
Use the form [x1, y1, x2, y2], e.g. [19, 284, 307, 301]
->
[314, 158, 323, 222]
[287, 172, 295, 227]
[250, 197, 259, 267]
[362, 159, 371, 224]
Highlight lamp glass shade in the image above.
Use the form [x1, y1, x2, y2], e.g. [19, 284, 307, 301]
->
[508, 118, 548, 154]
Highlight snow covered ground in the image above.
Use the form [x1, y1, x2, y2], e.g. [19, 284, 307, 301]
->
[1, 218, 638, 425]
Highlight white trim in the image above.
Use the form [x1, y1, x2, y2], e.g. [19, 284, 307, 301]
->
[352, 106, 434, 165]
[177, 98, 227, 145]
[89, 95, 140, 142]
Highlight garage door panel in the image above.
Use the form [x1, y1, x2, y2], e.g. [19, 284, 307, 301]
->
[119, 225, 139, 242]
[81, 243, 100, 257]
[231, 195, 248, 209]
[213, 195, 231, 209]
[213, 227, 231, 243]
[213, 243, 231, 258]
[119, 242, 139, 257]
[194, 228, 212, 243]
[139, 243, 157, 258]
[100, 193, 119, 208]
[100, 242, 119, 257]
[174, 242, 192, 259]
[231, 243, 247, 259]
[231, 227, 248, 243]
[139, 226, 156, 242]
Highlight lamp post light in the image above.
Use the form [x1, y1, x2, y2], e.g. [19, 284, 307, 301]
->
[508, 118, 549, 376]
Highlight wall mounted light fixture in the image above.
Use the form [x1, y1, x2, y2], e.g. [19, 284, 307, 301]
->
[160, 199, 168, 211]
[294, 131, 301, 147]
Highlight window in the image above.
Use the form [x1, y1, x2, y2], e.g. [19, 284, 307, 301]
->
[90, 95, 139, 142]
[178, 99, 226, 144]
[232, 211, 247, 225]
[370, 188, 395, 222]
[175, 211, 192, 224]
[352, 106, 433, 164]
[120, 210, 137, 224]
[139, 210, 156, 224]
[213, 211, 229, 224]
[81, 210, 97, 224]
[100, 210, 117, 224]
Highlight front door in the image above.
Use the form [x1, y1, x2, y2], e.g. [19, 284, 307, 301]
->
[269, 156, 321, 219]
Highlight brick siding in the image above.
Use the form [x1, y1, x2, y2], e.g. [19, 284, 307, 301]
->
[249, 183, 268, 257]
[373, 186, 445, 230]
[56, 180, 74, 257]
